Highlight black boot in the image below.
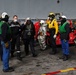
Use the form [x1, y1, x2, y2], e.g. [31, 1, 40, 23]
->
[26, 52, 30, 56]
[63, 54, 69, 61]
[11, 51, 14, 58]
[32, 53, 37, 57]
[59, 54, 65, 59]
[16, 51, 22, 61]
[3, 67, 14, 72]
[11, 53, 14, 58]
[25, 50, 29, 56]
[49, 50, 57, 55]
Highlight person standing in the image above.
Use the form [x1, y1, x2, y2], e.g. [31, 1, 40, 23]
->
[38, 20, 47, 50]
[22, 17, 37, 57]
[59, 15, 70, 61]
[48, 12, 58, 54]
[0, 12, 14, 72]
[10, 15, 22, 60]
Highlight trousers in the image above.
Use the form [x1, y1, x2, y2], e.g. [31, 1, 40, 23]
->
[1, 41, 10, 70]
[61, 40, 69, 55]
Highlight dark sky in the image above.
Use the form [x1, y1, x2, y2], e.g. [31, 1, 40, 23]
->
[0, 0, 76, 19]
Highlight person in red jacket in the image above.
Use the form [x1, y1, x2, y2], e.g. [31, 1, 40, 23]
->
[34, 19, 40, 41]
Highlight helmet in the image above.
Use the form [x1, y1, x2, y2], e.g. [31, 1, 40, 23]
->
[1, 12, 8, 18]
[61, 15, 67, 19]
[48, 12, 55, 19]
[49, 12, 55, 16]
[26, 17, 31, 20]
[48, 12, 55, 17]
[40, 20, 45, 24]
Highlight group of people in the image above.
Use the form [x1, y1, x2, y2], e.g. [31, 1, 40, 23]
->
[37, 12, 70, 62]
[0, 12, 37, 72]
[0, 12, 70, 72]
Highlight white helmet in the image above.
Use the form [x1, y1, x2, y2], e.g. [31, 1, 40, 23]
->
[61, 15, 67, 19]
[26, 17, 31, 20]
[1, 12, 8, 18]
[40, 20, 45, 24]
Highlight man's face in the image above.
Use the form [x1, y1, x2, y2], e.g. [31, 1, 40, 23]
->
[13, 16, 18, 22]
[49, 17, 53, 21]
[27, 20, 31, 24]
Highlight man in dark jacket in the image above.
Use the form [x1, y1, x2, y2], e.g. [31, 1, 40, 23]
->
[22, 17, 37, 57]
[0, 12, 14, 72]
[59, 15, 70, 61]
[10, 15, 22, 60]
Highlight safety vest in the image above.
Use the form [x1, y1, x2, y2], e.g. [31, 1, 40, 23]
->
[48, 19, 58, 34]
[59, 22, 68, 33]
[0, 21, 11, 34]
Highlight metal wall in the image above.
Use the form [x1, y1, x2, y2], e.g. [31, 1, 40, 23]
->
[0, 0, 76, 19]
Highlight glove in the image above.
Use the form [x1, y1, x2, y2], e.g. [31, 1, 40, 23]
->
[53, 34, 56, 39]
[5, 42, 9, 48]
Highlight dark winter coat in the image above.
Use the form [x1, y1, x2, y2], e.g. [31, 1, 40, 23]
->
[10, 21, 21, 38]
[22, 22, 35, 39]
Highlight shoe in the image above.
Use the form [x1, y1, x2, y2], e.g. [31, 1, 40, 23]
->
[26, 53, 30, 56]
[32, 54, 37, 57]
[49, 51, 57, 55]
[11, 51, 14, 58]
[63, 55, 69, 61]
[3, 67, 14, 72]
[59, 55, 65, 59]
[41, 49, 45, 51]
[11, 54, 14, 58]
[16, 52, 22, 61]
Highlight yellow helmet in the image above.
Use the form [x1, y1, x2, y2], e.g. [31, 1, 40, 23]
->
[48, 12, 55, 17]
[49, 12, 55, 15]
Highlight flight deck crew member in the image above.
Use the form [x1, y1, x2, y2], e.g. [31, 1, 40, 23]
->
[10, 15, 22, 60]
[59, 15, 70, 61]
[22, 17, 37, 57]
[0, 12, 14, 72]
[48, 12, 58, 54]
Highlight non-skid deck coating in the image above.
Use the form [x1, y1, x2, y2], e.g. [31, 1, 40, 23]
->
[0, 44, 76, 75]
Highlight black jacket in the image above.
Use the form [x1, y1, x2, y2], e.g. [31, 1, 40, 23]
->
[1, 22, 11, 43]
[22, 22, 35, 39]
[10, 21, 21, 38]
